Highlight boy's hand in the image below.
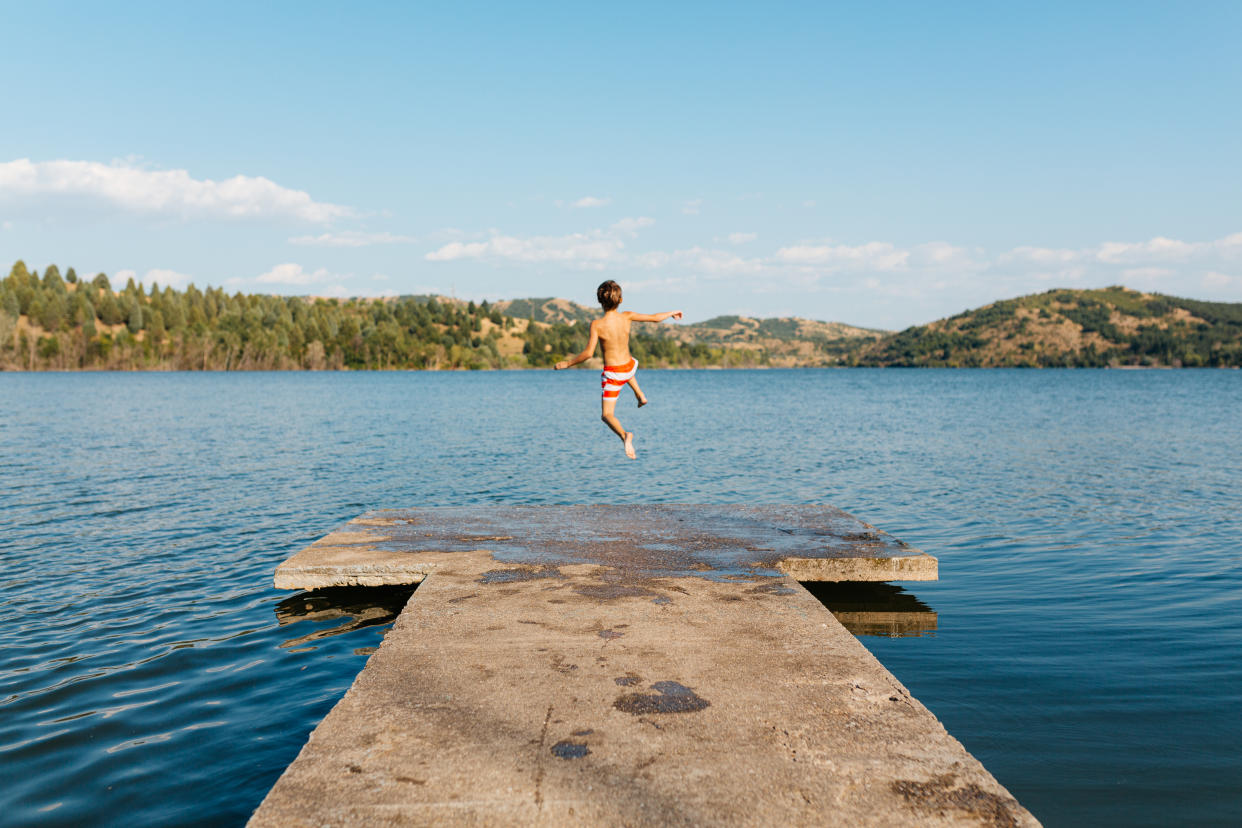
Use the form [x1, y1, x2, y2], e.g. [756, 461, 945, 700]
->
[554, 360, 569, 370]
[670, 310, 683, 320]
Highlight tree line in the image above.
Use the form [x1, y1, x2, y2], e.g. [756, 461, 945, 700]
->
[0, 260, 734, 371]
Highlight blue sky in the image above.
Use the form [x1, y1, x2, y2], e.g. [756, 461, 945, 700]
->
[2, 0, 1239, 328]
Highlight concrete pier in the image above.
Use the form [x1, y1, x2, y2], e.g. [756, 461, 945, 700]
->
[253, 506, 1037, 826]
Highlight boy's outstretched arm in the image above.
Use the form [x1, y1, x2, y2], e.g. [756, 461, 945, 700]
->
[554, 321, 600, 370]
[625, 310, 684, 323]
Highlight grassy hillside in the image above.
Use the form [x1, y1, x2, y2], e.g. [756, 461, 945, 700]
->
[650, 314, 887, 367]
[857, 287, 1242, 367]
[493, 297, 598, 326]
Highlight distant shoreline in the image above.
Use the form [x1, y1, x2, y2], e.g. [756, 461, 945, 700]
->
[4, 364, 1239, 375]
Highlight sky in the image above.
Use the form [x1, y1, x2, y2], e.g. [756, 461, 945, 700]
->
[1, 0, 1239, 329]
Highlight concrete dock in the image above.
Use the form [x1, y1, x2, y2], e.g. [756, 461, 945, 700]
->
[252, 505, 1037, 826]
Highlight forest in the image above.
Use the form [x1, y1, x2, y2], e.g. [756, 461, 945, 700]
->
[0, 260, 731, 371]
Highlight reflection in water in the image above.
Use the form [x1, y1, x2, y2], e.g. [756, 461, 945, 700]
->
[274, 585, 419, 652]
[801, 581, 937, 638]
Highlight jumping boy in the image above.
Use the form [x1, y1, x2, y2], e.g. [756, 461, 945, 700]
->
[554, 280, 683, 459]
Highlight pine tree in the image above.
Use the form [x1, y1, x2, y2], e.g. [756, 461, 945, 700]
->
[43, 265, 65, 293]
[125, 296, 144, 333]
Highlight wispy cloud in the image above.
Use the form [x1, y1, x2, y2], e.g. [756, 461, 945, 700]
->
[114, 267, 195, 288]
[774, 241, 909, 271]
[571, 196, 611, 208]
[289, 230, 416, 247]
[425, 217, 655, 268]
[726, 232, 757, 245]
[256, 263, 333, 285]
[0, 158, 352, 223]
[682, 199, 703, 215]
[611, 216, 655, 236]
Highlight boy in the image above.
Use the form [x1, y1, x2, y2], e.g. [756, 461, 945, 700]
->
[554, 280, 683, 459]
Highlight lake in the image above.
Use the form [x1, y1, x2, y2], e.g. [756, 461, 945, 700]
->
[2, 369, 1240, 826]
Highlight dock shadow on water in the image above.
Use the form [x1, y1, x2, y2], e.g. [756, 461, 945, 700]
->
[274, 585, 419, 653]
[801, 581, 937, 638]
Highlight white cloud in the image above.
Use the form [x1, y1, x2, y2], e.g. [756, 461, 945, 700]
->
[774, 241, 909, 271]
[727, 232, 757, 245]
[256, 263, 333, 285]
[611, 216, 655, 235]
[111, 268, 191, 288]
[998, 246, 1080, 265]
[0, 158, 351, 222]
[571, 196, 611, 208]
[682, 199, 703, 215]
[425, 218, 655, 268]
[289, 231, 416, 247]
[802, 200, 816, 208]
[145, 268, 194, 288]
[427, 234, 623, 267]
[1096, 236, 1197, 264]
[1203, 271, 1233, 287]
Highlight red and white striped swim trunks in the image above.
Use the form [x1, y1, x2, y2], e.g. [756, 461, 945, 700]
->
[600, 358, 638, 400]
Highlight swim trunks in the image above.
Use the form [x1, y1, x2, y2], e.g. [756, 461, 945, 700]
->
[601, 358, 638, 400]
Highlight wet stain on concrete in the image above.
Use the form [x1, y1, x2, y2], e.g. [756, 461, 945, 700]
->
[549, 654, 578, 674]
[572, 583, 660, 601]
[571, 729, 594, 736]
[615, 673, 642, 686]
[478, 566, 563, 585]
[393, 776, 427, 785]
[614, 681, 710, 715]
[447, 593, 477, 604]
[891, 773, 1019, 828]
[746, 581, 798, 596]
[551, 740, 590, 759]
[597, 628, 624, 640]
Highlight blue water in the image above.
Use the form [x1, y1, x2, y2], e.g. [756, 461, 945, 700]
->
[2, 370, 1240, 826]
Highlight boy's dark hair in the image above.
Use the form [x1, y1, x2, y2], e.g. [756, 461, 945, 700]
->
[597, 280, 622, 310]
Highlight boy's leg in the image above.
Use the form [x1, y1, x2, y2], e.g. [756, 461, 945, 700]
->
[601, 397, 636, 459]
[627, 376, 648, 407]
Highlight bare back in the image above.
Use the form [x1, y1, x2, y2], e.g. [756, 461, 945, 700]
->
[593, 310, 634, 365]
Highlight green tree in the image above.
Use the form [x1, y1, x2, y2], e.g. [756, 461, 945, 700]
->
[147, 309, 166, 341]
[38, 292, 68, 330]
[38, 334, 61, 359]
[97, 291, 124, 325]
[125, 295, 144, 333]
[92, 272, 111, 292]
[65, 267, 78, 284]
[0, 285, 19, 318]
[42, 265, 65, 293]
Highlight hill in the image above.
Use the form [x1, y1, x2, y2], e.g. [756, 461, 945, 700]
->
[650, 314, 887, 367]
[493, 297, 597, 326]
[856, 287, 1242, 367]
[8, 259, 1234, 371]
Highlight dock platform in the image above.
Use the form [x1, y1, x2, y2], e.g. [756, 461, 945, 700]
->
[252, 505, 1036, 826]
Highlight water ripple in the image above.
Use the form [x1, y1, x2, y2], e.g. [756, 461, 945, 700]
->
[1, 369, 1240, 826]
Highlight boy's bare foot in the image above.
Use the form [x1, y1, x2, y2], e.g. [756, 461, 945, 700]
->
[637, 396, 648, 408]
[624, 431, 636, 459]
